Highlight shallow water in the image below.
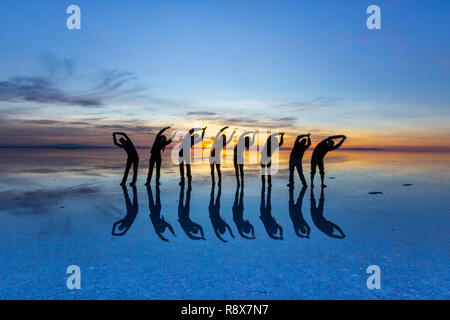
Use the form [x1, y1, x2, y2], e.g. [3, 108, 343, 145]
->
[0, 148, 449, 299]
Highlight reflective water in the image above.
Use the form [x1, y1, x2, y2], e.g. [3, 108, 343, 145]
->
[0, 148, 448, 299]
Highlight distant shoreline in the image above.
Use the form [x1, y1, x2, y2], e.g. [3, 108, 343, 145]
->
[0, 144, 448, 152]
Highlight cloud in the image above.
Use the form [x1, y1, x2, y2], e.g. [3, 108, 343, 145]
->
[0, 55, 145, 108]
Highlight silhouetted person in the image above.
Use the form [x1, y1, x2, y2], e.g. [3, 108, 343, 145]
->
[289, 185, 310, 239]
[113, 132, 139, 186]
[232, 184, 255, 240]
[261, 132, 284, 187]
[147, 185, 176, 242]
[310, 135, 346, 188]
[112, 185, 138, 236]
[234, 130, 256, 186]
[287, 134, 311, 188]
[145, 126, 174, 186]
[209, 126, 236, 185]
[310, 187, 345, 239]
[179, 127, 207, 185]
[209, 184, 235, 242]
[178, 184, 205, 240]
[260, 184, 283, 240]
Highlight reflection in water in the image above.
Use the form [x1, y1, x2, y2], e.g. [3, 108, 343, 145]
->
[112, 185, 138, 236]
[310, 188, 345, 239]
[260, 184, 284, 240]
[209, 185, 235, 242]
[147, 185, 176, 242]
[178, 184, 205, 240]
[232, 184, 255, 239]
[289, 186, 310, 239]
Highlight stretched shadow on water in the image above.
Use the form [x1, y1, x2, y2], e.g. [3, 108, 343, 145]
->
[209, 184, 235, 242]
[232, 184, 255, 240]
[178, 184, 205, 240]
[112, 185, 138, 236]
[289, 186, 310, 239]
[147, 185, 176, 242]
[310, 187, 345, 239]
[260, 183, 284, 240]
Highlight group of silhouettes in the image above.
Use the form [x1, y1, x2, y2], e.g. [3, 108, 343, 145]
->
[111, 181, 345, 241]
[111, 127, 346, 242]
[112, 127, 347, 188]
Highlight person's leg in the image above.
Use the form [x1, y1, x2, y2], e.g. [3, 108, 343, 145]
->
[121, 158, 132, 185]
[234, 163, 240, 185]
[186, 164, 192, 184]
[156, 157, 162, 185]
[319, 160, 326, 188]
[216, 163, 222, 185]
[267, 162, 272, 187]
[310, 160, 317, 188]
[287, 159, 294, 187]
[261, 164, 266, 184]
[239, 164, 244, 185]
[296, 161, 307, 186]
[210, 164, 215, 184]
[130, 159, 138, 186]
[179, 162, 185, 185]
[146, 158, 155, 185]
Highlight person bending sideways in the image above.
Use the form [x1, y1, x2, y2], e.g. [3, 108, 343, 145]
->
[209, 126, 236, 185]
[310, 135, 346, 188]
[146, 126, 175, 186]
[287, 133, 311, 188]
[233, 130, 256, 186]
[179, 127, 207, 185]
[113, 132, 139, 186]
[260, 132, 284, 187]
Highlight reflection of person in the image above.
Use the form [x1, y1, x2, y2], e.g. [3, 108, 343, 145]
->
[232, 184, 255, 239]
[311, 135, 346, 188]
[145, 127, 174, 186]
[260, 132, 284, 187]
[209, 185, 235, 242]
[112, 185, 139, 236]
[178, 184, 205, 240]
[289, 186, 310, 238]
[209, 126, 236, 185]
[310, 187, 345, 239]
[113, 132, 139, 186]
[287, 134, 311, 188]
[260, 184, 283, 240]
[147, 185, 175, 242]
[234, 130, 256, 186]
[179, 127, 207, 185]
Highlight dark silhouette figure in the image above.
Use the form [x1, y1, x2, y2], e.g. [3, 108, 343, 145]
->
[260, 184, 284, 240]
[178, 184, 205, 240]
[209, 126, 236, 185]
[209, 184, 235, 242]
[289, 185, 310, 239]
[145, 126, 173, 186]
[179, 127, 207, 185]
[234, 130, 256, 186]
[147, 185, 176, 242]
[287, 134, 311, 188]
[310, 187, 345, 239]
[113, 132, 139, 186]
[310, 135, 346, 188]
[232, 184, 255, 240]
[112, 185, 138, 236]
[260, 132, 284, 187]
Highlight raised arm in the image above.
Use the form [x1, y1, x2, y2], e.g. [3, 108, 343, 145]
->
[225, 130, 236, 145]
[156, 126, 170, 138]
[306, 134, 311, 148]
[279, 132, 285, 147]
[331, 135, 346, 150]
[112, 133, 123, 147]
[219, 126, 229, 133]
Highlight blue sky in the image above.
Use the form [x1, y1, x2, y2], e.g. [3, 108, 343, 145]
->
[0, 0, 449, 148]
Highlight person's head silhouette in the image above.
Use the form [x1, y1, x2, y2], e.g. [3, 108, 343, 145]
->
[327, 140, 335, 148]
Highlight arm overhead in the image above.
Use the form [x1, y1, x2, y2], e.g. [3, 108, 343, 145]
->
[225, 130, 236, 145]
[279, 132, 285, 147]
[112, 133, 122, 147]
[219, 126, 229, 133]
[331, 135, 346, 150]
[306, 134, 311, 148]
[157, 126, 170, 138]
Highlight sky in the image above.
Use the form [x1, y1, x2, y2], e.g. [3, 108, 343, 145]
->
[0, 0, 449, 150]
